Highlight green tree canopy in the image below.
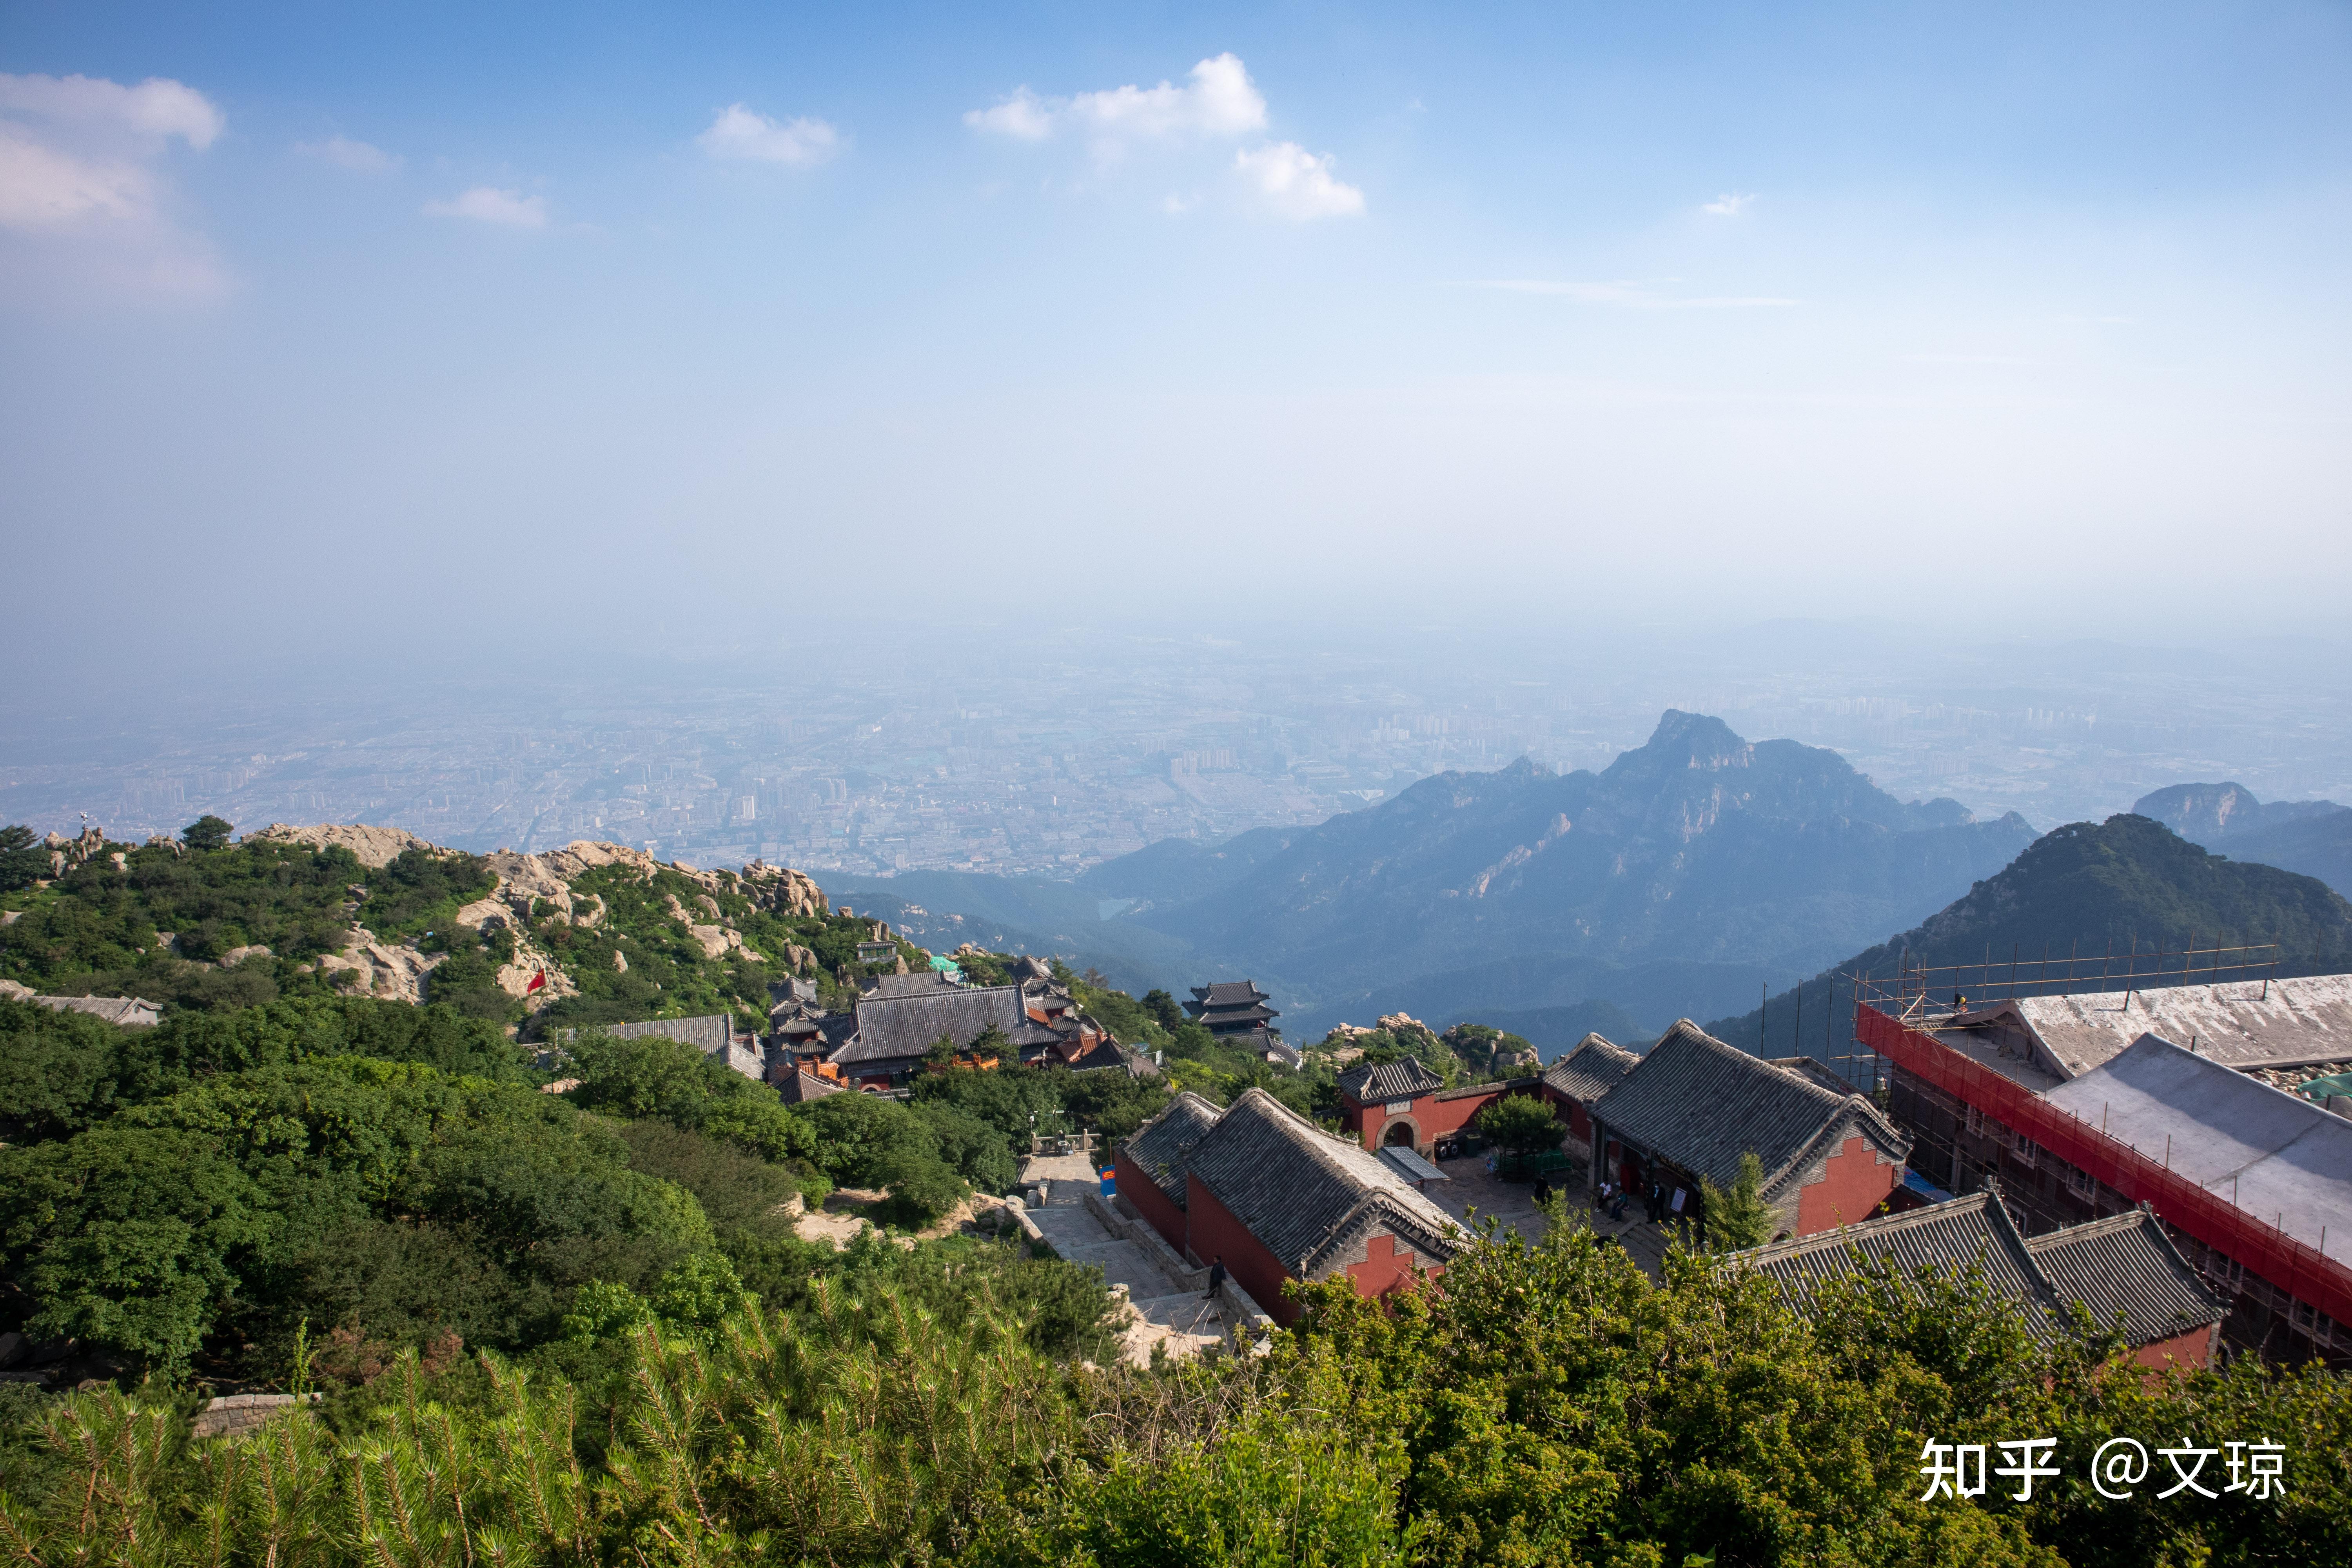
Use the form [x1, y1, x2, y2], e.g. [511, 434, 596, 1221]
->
[1701, 1149, 1776, 1250]
[180, 815, 234, 852]
[0, 1125, 270, 1370]
[1474, 1092, 1563, 1157]
[0, 824, 45, 892]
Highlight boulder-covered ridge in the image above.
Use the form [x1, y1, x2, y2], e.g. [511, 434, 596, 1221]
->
[245, 824, 831, 1007]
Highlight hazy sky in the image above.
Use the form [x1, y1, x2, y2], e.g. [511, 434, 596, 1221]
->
[4, 2, 2348, 676]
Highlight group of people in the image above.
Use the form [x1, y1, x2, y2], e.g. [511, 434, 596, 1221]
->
[1594, 1177, 1681, 1225]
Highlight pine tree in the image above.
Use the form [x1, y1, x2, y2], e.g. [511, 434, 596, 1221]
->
[1702, 1150, 1774, 1251]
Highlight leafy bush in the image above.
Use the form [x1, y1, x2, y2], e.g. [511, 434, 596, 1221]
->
[564, 1029, 818, 1173]
[1474, 1092, 1563, 1157]
[913, 1097, 1022, 1194]
[2, 1225, 2340, 1564]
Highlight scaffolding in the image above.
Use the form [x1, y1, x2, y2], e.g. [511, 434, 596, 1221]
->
[1857, 1000, 2352, 1336]
[1858, 938, 2280, 1016]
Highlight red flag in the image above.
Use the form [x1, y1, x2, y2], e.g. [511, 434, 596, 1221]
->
[526, 969, 546, 993]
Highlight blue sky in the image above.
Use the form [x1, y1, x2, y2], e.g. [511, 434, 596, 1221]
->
[3, 2, 2348, 670]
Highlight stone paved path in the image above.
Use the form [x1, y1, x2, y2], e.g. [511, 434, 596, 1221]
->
[1431, 1156, 1684, 1281]
[1024, 1201, 1229, 1363]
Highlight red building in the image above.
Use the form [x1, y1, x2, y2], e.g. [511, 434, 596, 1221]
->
[1114, 1087, 1464, 1324]
[1865, 997, 2352, 1367]
[1737, 1187, 2229, 1370]
[1335, 1058, 1535, 1154]
[1589, 1021, 1910, 1240]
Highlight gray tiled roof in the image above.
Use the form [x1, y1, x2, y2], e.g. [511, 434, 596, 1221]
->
[1180, 1089, 1462, 1278]
[1338, 1057, 1444, 1104]
[1592, 1020, 1910, 1191]
[777, 1068, 845, 1104]
[606, 1015, 740, 1051]
[2024, 1209, 2230, 1345]
[1191, 980, 1269, 1005]
[1062, 1036, 1130, 1073]
[829, 984, 1028, 1065]
[1543, 1034, 1641, 1103]
[865, 971, 961, 999]
[1377, 1145, 1450, 1184]
[1731, 1191, 2227, 1351]
[1736, 1192, 2049, 1322]
[1122, 1091, 1225, 1207]
[31, 995, 162, 1028]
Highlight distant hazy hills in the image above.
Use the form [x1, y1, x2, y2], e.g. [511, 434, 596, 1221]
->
[1706, 812, 2352, 1057]
[1079, 711, 2035, 1053]
[2132, 781, 2352, 901]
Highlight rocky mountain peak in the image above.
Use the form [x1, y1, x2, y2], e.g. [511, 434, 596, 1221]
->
[1611, 710, 1753, 777]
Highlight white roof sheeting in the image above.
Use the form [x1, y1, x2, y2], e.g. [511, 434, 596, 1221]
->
[2043, 1033, 2352, 1269]
[2000, 974, 2352, 1080]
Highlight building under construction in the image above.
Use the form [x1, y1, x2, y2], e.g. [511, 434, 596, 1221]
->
[1846, 955, 2352, 1367]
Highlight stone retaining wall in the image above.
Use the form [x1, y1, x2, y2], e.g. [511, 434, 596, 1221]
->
[192, 1392, 322, 1440]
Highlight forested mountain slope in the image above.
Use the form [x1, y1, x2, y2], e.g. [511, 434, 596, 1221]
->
[2134, 780, 2352, 901]
[1708, 813, 2352, 1056]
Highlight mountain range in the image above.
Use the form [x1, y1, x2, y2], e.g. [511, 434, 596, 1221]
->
[2132, 781, 2352, 901]
[1057, 711, 2037, 1050]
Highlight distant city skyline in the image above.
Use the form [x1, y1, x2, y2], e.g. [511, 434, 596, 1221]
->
[6, 622, 2347, 878]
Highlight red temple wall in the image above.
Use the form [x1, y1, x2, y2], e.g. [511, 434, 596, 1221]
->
[1114, 1151, 1189, 1255]
[1792, 1133, 1903, 1236]
[1184, 1178, 1300, 1324]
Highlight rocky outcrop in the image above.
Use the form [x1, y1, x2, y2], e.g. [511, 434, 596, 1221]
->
[658, 892, 754, 960]
[739, 860, 828, 918]
[245, 823, 437, 869]
[316, 929, 442, 1004]
[496, 939, 577, 1004]
[43, 825, 108, 878]
[477, 849, 584, 925]
[229, 828, 827, 975]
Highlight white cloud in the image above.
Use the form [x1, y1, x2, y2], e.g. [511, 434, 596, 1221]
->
[0, 72, 226, 298]
[964, 87, 1054, 142]
[0, 125, 154, 229]
[968, 55, 1361, 219]
[1702, 192, 1756, 216]
[297, 134, 399, 172]
[1234, 141, 1364, 220]
[696, 104, 841, 167]
[424, 187, 547, 227]
[965, 54, 1267, 152]
[0, 72, 223, 148]
[1473, 279, 1795, 309]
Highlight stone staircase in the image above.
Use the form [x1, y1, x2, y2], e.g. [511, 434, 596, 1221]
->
[1020, 1200, 1240, 1363]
